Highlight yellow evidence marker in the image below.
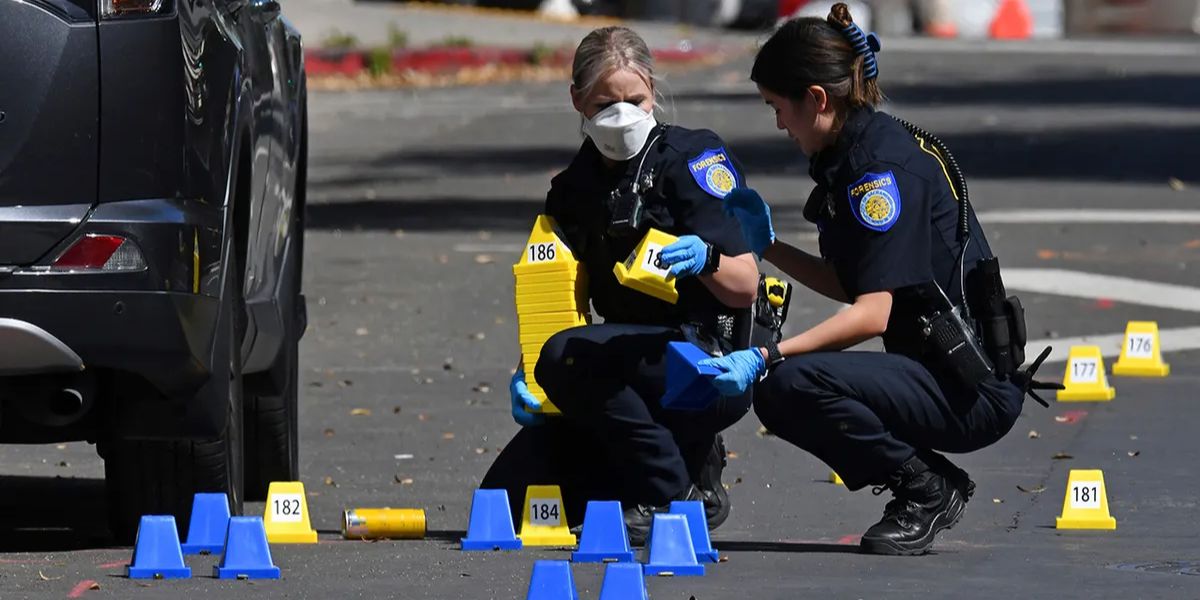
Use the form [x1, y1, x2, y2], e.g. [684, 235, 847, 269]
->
[1112, 321, 1170, 377]
[1057, 345, 1116, 402]
[264, 481, 318, 543]
[830, 471, 845, 486]
[518, 485, 577, 547]
[1056, 469, 1117, 530]
[612, 228, 680, 304]
[513, 215, 589, 415]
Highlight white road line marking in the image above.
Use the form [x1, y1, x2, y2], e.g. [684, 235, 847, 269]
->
[1028, 326, 1200, 365]
[979, 209, 1200, 225]
[1004, 269, 1200, 314]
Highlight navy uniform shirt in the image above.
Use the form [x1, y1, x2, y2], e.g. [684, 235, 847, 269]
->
[805, 108, 993, 358]
[545, 125, 751, 328]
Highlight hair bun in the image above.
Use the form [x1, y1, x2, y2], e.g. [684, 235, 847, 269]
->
[828, 2, 853, 27]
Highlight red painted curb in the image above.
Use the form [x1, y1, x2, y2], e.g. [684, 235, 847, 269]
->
[304, 45, 720, 77]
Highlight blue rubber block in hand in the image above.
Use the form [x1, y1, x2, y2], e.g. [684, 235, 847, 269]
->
[181, 493, 231, 555]
[214, 517, 281, 579]
[669, 500, 719, 562]
[661, 341, 721, 411]
[598, 563, 647, 600]
[127, 515, 192, 579]
[644, 513, 704, 576]
[572, 501, 634, 563]
[461, 489, 523, 551]
[525, 560, 580, 600]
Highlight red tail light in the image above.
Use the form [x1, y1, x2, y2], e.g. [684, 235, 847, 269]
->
[51, 235, 146, 272]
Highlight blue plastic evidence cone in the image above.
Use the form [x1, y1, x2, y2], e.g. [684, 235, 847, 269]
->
[598, 563, 647, 600]
[572, 501, 634, 563]
[525, 560, 580, 600]
[181, 492, 231, 555]
[660, 341, 721, 411]
[669, 500, 719, 562]
[214, 517, 281, 580]
[644, 513, 704, 576]
[127, 515, 192, 579]
[461, 489, 523, 551]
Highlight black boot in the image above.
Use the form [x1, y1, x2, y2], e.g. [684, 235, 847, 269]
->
[623, 484, 704, 547]
[859, 456, 974, 556]
[697, 434, 731, 531]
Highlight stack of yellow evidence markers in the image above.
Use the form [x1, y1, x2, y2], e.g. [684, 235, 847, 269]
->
[513, 215, 589, 415]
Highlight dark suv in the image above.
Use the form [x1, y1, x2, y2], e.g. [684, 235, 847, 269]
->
[0, 0, 306, 540]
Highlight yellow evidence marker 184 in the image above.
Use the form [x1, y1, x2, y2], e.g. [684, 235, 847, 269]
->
[512, 215, 589, 415]
[518, 484, 577, 547]
[612, 228, 680, 304]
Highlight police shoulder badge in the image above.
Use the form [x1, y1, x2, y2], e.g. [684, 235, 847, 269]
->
[847, 171, 901, 232]
[687, 147, 739, 199]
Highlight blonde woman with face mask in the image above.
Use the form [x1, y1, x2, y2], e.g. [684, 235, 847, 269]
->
[480, 26, 760, 545]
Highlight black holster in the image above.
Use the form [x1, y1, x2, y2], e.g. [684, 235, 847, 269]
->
[967, 257, 1027, 380]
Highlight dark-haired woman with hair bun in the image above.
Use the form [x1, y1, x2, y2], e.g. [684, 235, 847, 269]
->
[697, 3, 1056, 555]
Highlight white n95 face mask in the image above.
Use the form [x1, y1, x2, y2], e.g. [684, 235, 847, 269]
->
[582, 102, 658, 161]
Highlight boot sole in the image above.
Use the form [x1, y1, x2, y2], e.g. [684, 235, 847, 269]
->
[859, 489, 967, 556]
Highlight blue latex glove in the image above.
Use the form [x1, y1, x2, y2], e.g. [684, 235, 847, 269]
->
[659, 235, 711, 278]
[509, 370, 544, 427]
[697, 349, 765, 396]
[722, 188, 776, 259]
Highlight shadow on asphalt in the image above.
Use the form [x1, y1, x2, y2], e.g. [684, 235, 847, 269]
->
[674, 73, 1200, 110]
[305, 198, 818, 232]
[717, 540, 860, 554]
[0, 475, 115, 552]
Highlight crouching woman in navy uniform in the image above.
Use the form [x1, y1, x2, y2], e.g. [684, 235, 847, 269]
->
[480, 26, 760, 544]
[701, 4, 1057, 555]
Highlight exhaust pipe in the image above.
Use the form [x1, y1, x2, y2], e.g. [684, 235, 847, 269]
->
[50, 387, 85, 417]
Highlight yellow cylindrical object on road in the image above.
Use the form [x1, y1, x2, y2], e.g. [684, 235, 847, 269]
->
[342, 508, 426, 540]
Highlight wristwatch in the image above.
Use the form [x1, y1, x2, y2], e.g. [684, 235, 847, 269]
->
[699, 242, 719, 275]
[762, 339, 784, 369]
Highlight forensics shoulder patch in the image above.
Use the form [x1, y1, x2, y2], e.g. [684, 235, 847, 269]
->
[846, 171, 901, 232]
[687, 147, 739, 199]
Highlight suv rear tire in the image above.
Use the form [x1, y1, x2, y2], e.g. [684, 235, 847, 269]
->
[243, 106, 305, 501]
[102, 245, 246, 543]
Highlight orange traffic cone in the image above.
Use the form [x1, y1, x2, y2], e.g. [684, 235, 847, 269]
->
[989, 0, 1033, 40]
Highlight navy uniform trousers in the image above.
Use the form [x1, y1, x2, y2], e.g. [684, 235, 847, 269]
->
[753, 351, 1024, 490]
[481, 323, 752, 526]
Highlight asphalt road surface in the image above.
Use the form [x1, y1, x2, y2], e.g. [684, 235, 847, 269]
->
[1, 38, 1199, 599]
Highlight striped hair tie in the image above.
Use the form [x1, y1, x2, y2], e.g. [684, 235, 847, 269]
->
[838, 21, 881, 80]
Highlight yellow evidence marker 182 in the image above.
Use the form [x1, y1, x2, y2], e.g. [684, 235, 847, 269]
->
[512, 215, 589, 415]
[263, 481, 318, 543]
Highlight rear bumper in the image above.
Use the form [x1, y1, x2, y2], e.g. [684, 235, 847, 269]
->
[0, 290, 218, 396]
